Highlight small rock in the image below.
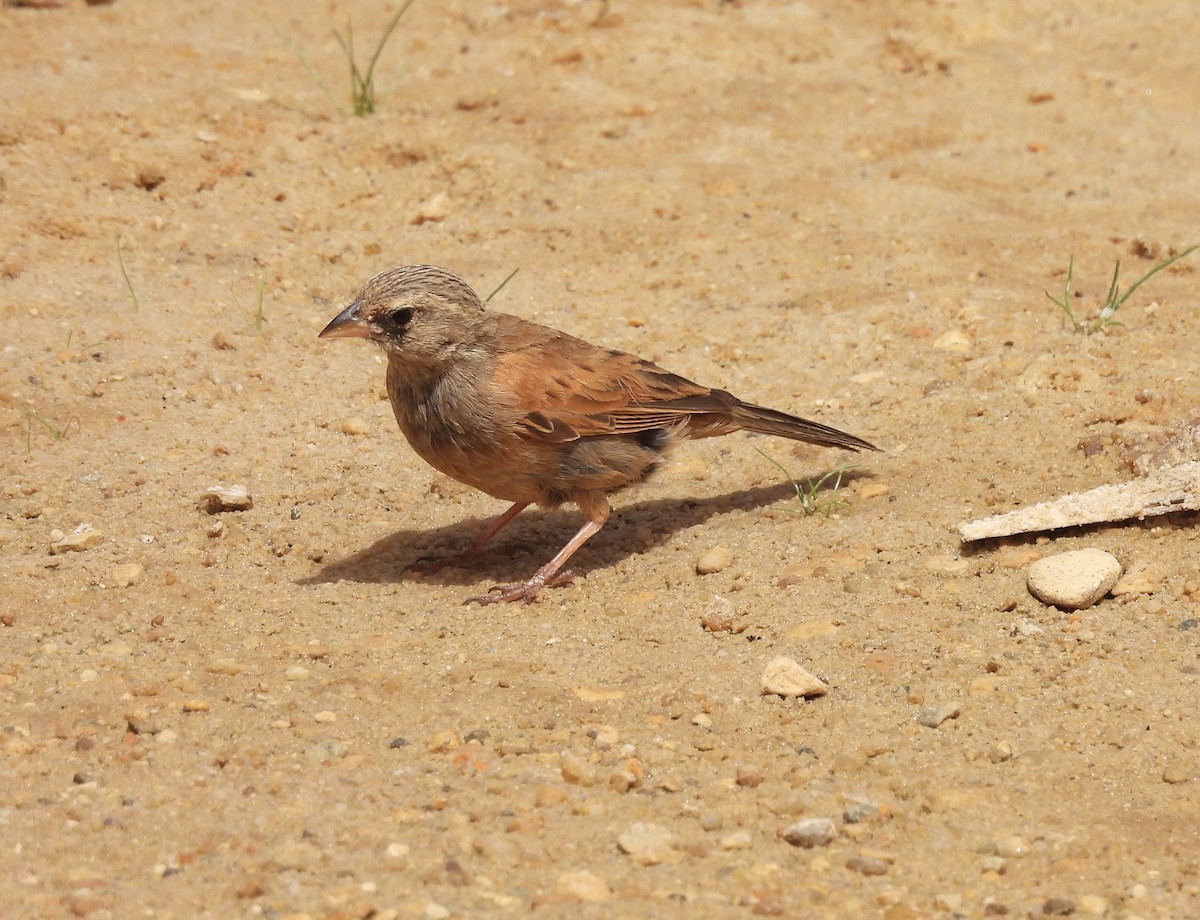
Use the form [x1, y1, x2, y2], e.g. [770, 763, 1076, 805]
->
[1027, 549, 1121, 611]
[340, 417, 370, 436]
[1162, 759, 1191, 784]
[314, 710, 336, 724]
[556, 870, 612, 902]
[696, 545, 733, 575]
[285, 666, 309, 681]
[1076, 895, 1109, 916]
[735, 764, 765, 788]
[846, 855, 888, 876]
[936, 893, 964, 912]
[843, 800, 881, 824]
[761, 656, 828, 698]
[411, 191, 450, 224]
[197, 484, 253, 514]
[933, 329, 972, 352]
[995, 835, 1030, 858]
[182, 699, 210, 713]
[206, 658, 243, 676]
[917, 702, 961, 728]
[1043, 897, 1076, 916]
[699, 594, 746, 633]
[426, 730, 459, 753]
[50, 524, 103, 554]
[988, 741, 1014, 763]
[560, 752, 598, 786]
[778, 816, 836, 848]
[721, 831, 752, 850]
[112, 562, 143, 587]
[617, 822, 682, 865]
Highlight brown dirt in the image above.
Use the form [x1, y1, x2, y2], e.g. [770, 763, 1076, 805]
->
[2, 2, 1199, 918]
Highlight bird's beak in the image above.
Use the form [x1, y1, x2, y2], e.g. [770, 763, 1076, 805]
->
[319, 301, 372, 339]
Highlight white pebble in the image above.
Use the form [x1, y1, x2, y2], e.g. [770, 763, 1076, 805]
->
[696, 545, 733, 575]
[1027, 549, 1121, 610]
[995, 835, 1030, 858]
[556, 870, 612, 902]
[617, 822, 681, 865]
[779, 817, 836, 848]
[761, 656, 828, 698]
[197, 484, 253, 514]
[50, 524, 103, 554]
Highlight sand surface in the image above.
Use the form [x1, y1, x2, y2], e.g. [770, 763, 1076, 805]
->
[2, 1, 1199, 917]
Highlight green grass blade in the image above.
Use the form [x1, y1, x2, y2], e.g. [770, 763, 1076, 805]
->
[484, 267, 520, 303]
[116, 236, 140, 312]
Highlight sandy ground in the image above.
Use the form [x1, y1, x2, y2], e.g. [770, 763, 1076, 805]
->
[2, 1, 1199, 917]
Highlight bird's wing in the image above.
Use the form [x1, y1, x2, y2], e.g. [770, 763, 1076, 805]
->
[491, 317, 734, 442]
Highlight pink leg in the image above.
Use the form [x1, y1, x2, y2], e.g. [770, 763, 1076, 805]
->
[466, 495, 610, 605]
[411, 501, 529, 573]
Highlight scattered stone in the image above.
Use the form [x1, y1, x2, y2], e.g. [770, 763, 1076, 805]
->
[206, 658, 243, 676]
[426, 730, 459, 753]
[340, 417, 370, 436]
[735, 764, 765, 788]
[1026, 549, 1121, 611]
[197, 484, 253, 514]
[721, 831, 752, 850]
[556, 870, 612, 902]
[778, 817, 836, 848]
[847, 855, 889, 876]
[617, 823, 682, 865]
[182, 699, 210, 713]
[1043, 897, 1076, 916]
[699, 594, 746, 633]
[933, 329, 972, 352]
[696, 545, 733, 575]
[386, 842, 410, 859]
[560, 752, 598, 786]
[212, 330, 236, 350]
[1077, 895, 1109, 916]
[389, 737, 409, 749]
[761, 657, 828, 699]
[411, 191, 450, 224]
[988, 741, 1014, 763]
[995, 835, 1030, 858]
[1162, 759, 1191, 784]
[285, 666, 309, 681]
[314, 710, 336, 724]
[1110, 561, 1159, 596]
[843, 800, 881, 824]
[112, 562, 143, 587]
[1179, 618, 1198, 631]
[917, 702, 961, 728]
[50, 524, 103, 554]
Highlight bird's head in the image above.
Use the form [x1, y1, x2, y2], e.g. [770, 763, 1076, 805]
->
[319, 265, 488, 365]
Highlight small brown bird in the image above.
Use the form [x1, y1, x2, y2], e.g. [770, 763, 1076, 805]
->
[320, 265, 876, 604]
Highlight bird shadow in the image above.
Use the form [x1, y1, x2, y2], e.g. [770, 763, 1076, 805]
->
[300, 472, 871, 589]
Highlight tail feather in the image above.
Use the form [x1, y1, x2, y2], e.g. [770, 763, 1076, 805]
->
[731, 402, 877, 452]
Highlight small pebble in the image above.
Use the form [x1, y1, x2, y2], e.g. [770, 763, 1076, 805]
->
[411, 191, 450, 225]
[560, 752, 598, 786]
[843, 800, 881, 824]
[206, 658, 243, 676]
[1162, 759, 1191, 784]
[847, 855, 888, 876]
[314, 711, 336, 724]
[989, 741, 1013, 763]
[197, 484, 253, 514]
[699, 594, 745, 633]
[1043, 897, 1075, 916]
[385, 842, 410, 859]
[340, 417, 370, 436]
[995, 835, 1030, 859]
[721, 831, 752, 850]
[933, 328, 972, 352]
[426, 730, 459, 753]
[423, 903, 451, 920]
[556, 870, 612, 902]
[761, 656, 828, 698]
[617, 822, 682, 865]
[696, 545, 733, 575]
[182, 699, 210, 713]
[1077, 895, 1109, 916]
[778, 817, 836, 848]
[112, 563, 143, 588]
[1027, 549, 1121, 611]
[285, 666, 309, 681]
[917, 702, 961, 728]
[50, 524, 103, 554]
[736, 764, 765, 788]
[936, 894, 964, 912]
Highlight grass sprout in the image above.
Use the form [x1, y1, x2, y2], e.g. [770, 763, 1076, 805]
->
[116, 236, 140, 312]
[1046, 244, 1198, 334]
[484, 267, 520, 304]
[757, 449, 858, 518]
[272, 1, 418, 117]
[24, 407, 76, 452]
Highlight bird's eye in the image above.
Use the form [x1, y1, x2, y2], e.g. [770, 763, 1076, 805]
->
[386, 307, 415, 329]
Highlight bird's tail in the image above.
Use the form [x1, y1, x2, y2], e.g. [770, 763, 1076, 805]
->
[732, 401, 877, 452]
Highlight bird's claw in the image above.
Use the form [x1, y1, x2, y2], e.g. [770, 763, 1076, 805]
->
[463, 569, 576, 606]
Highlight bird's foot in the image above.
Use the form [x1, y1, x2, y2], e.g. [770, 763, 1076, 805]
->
[464, 569, 576, 606]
